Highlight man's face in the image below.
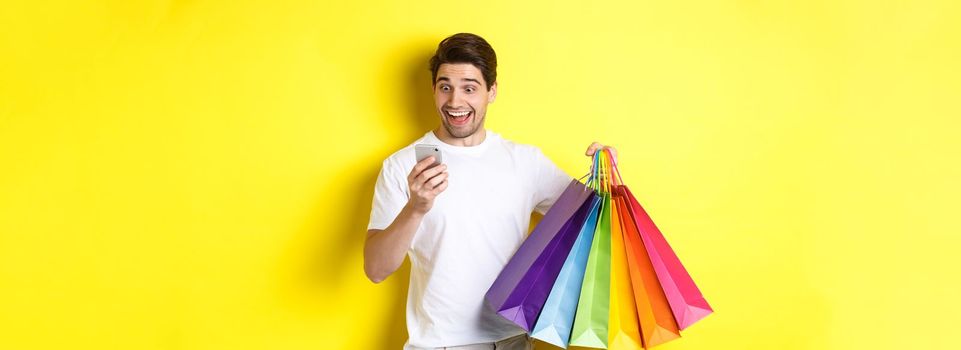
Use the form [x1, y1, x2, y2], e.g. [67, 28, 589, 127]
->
[433, 63, 496, 139]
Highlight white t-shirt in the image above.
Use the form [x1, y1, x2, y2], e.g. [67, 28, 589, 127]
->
[367, 130, 573, 349]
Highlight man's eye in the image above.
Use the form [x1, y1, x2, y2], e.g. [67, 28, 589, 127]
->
[441, 86, 450, 91]
[465, 87, 475, 93]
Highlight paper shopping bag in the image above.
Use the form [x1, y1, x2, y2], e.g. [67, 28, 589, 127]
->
[486, 179, 595, 330]
[569, 194, 612, 348]
[530, 194, 602, 348]
[607, 192, 644, 350]
[624, 187, 713, 330]
[497, 194, 597, 331]
[615, 186, 680, 347]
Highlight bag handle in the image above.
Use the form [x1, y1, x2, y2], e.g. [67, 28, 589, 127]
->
[604, 148, 623, 187]
[587, 149, 601, 191]
[593, 149, 613, 194]
[586, 147, 621, 193]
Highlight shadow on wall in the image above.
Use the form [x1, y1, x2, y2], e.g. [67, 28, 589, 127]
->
[403, 41, 442, 135]
[276, 35, 441, 349]
[369, 37, 441, 350]
[306, 38, 437, 349]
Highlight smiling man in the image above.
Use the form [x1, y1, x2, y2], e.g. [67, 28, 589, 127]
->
[364, 33, 614, 350]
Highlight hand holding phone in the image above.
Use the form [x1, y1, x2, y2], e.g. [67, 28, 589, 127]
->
[408, 144, 448, 214]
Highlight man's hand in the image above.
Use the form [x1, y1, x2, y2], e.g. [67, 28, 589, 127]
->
[407, 156, 449, 215]
[364, 156, 448, 283]
[585, 141, 617, 161]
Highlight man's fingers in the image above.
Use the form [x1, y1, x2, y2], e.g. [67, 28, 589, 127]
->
[431, 179, 449, 195]
[585, 141, 602, 156]
[606, 147, 618, 162]
[415, 165, 447, 185]
[584, 142, 618, 162]
[408, 156, 437, 182]
[426, 172, 449, 188]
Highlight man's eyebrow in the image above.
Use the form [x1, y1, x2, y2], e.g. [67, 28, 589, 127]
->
[435, 76, 481, 85]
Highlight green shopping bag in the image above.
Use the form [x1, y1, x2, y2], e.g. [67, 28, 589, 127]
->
[569, 151, 613, 348]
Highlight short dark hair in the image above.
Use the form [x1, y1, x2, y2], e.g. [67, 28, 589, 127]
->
[429, 33, 497, 90]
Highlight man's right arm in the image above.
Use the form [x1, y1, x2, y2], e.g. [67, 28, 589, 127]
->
[364, 157, 448, 283]
[364, 204, 424, 283]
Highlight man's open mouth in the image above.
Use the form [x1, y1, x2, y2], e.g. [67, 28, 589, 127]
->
[444, 109, 473, 126]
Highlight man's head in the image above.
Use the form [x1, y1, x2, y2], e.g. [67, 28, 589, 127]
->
[429, 33, 497, 139]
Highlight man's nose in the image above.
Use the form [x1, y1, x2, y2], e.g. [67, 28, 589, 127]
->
[448, 90, 466, 107]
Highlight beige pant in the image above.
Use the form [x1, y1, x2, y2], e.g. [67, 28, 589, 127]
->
[411, 333, 533, 350]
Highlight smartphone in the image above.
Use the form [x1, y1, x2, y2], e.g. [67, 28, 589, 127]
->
[415, 144, 443, 167]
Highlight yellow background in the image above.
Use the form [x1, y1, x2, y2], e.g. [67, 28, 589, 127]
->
[2, 1, 959, 349]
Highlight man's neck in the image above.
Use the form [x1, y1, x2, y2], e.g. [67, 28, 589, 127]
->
[433, 127, 487, 147]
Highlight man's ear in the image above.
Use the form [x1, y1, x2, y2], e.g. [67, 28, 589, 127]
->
[488, 82, 497, 103]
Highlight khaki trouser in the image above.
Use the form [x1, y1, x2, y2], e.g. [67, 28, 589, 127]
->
[410, 333, 533, 350]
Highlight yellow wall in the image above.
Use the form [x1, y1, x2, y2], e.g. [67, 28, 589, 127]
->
[2, 1, 959, 349]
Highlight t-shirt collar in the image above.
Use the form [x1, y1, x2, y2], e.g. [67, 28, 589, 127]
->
[424, 129, 494, 156]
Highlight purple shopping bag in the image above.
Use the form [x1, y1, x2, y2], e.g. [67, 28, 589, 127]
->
[485, 179, 595, 331]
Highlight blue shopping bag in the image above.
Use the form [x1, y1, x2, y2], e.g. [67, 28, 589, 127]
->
[530, 194, 602, 348]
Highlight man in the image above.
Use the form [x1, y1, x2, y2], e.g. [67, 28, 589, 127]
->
[364, 33, 615, 350]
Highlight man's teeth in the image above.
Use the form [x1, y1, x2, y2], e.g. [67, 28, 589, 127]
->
[448, 111, 470, 117]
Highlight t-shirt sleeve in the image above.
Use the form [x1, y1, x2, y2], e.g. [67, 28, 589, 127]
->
[532, 148, 575, 215]
[367, 158, 409, 231]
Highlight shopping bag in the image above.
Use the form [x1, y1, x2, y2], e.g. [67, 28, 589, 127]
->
[569, 152, 614, 348]
[615, 186, 680, 347]
[624, 186, 712, 330]
[486, 179, 595, 330]
[498, 195, 597, 331]
[489, 147, 712, 349]
[607, 190, 644, 350]
[530, 194, 602, 348]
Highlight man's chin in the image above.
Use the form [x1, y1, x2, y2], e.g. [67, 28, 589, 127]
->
[443, 123, 479, 139]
